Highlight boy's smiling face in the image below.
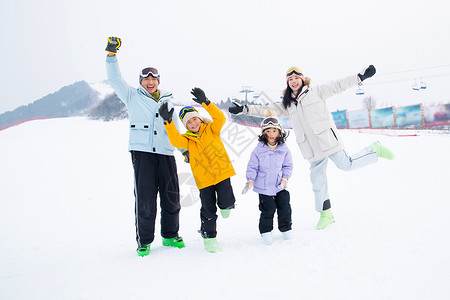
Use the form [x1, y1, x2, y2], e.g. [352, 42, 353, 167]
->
[186, 116, 202, 133]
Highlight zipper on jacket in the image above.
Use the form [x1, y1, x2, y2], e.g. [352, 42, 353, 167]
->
[293, 88, 309, 106]
[298, 89, 309, 100]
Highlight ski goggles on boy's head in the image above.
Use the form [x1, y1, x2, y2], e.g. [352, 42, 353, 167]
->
[286, 67, 303, 77]
[140, 67, 160, 78]
[261, 117, 281, 127]
[179, 106, 198, 119]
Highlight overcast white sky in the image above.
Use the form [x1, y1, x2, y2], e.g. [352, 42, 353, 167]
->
[2, 0, 450, 113]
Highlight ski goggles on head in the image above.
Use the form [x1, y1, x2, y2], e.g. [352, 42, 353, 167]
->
[261, 117, 281, 127]
[179, 106, 197, 119]
[140, 67, 160, 78]
[286, 67, 303, 77]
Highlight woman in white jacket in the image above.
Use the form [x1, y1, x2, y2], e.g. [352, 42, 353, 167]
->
[229, 66, 394, 230]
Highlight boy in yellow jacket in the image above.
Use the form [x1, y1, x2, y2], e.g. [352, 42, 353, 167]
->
[159, 87, 236, 253]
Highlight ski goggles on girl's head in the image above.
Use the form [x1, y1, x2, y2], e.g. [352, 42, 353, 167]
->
[286, 67, 303, 77]
[261, 117, 281, 127]
[140, 67, 160, 78]
[179, 106, 198, 119]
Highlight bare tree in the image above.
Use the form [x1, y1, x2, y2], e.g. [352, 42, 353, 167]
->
[362, 96, 377, 110]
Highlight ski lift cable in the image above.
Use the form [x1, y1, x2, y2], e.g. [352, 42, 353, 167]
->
[364, 72, 450, 86]
[374, 64, 450, 77]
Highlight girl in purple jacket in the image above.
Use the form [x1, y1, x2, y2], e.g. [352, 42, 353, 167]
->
[243, 111, 294, 245]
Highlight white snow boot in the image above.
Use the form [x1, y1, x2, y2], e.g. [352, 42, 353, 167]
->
[261, 232, 273, 245]
[282, 230, 293, 240]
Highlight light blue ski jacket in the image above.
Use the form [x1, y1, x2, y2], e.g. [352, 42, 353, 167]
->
[106, 55, 183, 155]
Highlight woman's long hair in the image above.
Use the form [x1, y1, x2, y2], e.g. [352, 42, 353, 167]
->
[258, 129, 289, 145]
[282, 85, 297, 110]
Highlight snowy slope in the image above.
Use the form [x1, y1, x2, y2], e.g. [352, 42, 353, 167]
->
[0, 115, 449, 300]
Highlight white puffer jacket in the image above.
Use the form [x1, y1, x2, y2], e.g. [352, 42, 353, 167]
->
[247, 74, 359, 163]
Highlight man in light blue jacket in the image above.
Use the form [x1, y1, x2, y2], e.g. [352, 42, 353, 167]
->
[105, 37, 188, 256]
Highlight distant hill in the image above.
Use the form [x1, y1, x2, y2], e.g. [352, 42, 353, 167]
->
[0, 81, 100, 130]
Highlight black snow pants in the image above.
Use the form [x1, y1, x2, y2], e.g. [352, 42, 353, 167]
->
[131, 151, 181, 245]
[258, 190, 292, 234]
[199, 178, 235, 238]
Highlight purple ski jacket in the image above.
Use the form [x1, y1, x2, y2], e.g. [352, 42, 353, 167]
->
[246, 141, 293, 196]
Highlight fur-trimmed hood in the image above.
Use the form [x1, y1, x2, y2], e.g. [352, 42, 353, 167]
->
[303, 77, 311, 86]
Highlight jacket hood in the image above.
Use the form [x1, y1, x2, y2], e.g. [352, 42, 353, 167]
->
[303, 77, 311, 86]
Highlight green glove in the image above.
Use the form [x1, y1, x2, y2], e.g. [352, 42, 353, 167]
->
[105, 37, 122, 54]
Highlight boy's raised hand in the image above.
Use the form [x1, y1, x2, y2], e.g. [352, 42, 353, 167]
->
[105, 37, 122, 54]
[159, 102, 174, 124]
[191, 87, 210, 105]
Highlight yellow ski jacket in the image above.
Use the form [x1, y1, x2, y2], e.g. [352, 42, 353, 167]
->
[164, 102, 236, 189]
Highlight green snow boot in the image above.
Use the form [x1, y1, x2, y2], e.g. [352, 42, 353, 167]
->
[220, 209, 231, 219]
[316, 209, 335, 230]
[162, 236, 185, 249]
[370, 141, 395, 160]
[136, 244, 151, 257]
[203, 238, 222, 253]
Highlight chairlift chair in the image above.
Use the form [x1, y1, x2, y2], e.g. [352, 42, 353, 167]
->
[412, 80, 420, 91]
[355, 87, 365, 95]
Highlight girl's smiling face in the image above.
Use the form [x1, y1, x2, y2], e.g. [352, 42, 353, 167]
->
[263, 127, 281, 146]
[287, 74, 304, 93]
[186, 116, 202, 133]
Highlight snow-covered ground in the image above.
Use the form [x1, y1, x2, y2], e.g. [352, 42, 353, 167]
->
[1, 114, 449, 299]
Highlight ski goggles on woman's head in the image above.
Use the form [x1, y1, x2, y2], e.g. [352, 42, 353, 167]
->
[286, 67, 303, 77]
[140, 67, 160, 78]
[179, 106, 198, 119]
[261, 117, 281, 127]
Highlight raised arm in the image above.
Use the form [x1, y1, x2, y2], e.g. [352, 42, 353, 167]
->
[191, 87, 226, 134]
[316, 65, 376, 100]
[104, 36, 135, 104]
[228, 102, 288, 118]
